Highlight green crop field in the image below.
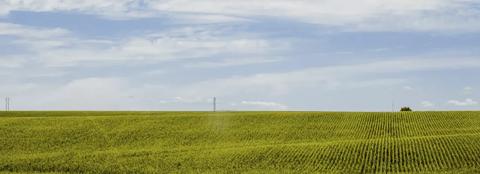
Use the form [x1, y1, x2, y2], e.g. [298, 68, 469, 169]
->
[1, 111, 480, 173]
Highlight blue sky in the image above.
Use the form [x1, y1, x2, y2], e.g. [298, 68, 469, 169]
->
[0, 0, 479, 111]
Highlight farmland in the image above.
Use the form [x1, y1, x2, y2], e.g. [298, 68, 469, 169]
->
[1, 111, 480, 173]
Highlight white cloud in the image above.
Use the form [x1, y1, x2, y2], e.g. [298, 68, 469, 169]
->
[43, 34, 285, 66]
[464, 86, 474, 94]
[241, 101, 287, 110]
[0, 23, 288, 67]
[148, 0, 480, 31]
[116, 34, 276, 59]
[172, 96, 209, 104]
[48, 78, 128, 102]
[0, 22, 69, 39]
[421, 101, 435, 107]
[447, 98, 478, 106]
[149, 0, 451, 22]
[0, 56, 25, 68]
[5, 56, 480, 110]
[184, 57, 283, 68]
[0, 22, 72, 67]
[35, 78, 174, 110]
[170, 57, 480, 100]
[465, 86, 473, 91]
[0, 78, 132, 110]
[170, 13, 251, 24]
[403, 86, 414, 91]
[1, 0, 148, 19]
[2, 1, 480, 111]
[19, 58, 420, 110]
[1, 0, 480, 31]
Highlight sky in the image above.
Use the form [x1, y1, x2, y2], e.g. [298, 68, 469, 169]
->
[0, 0, 479, 111]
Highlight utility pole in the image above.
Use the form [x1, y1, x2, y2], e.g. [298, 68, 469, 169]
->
[5, 97, 10, 112]
[213, 97, 216, 112]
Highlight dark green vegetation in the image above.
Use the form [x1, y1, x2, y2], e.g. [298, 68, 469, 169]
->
[1, 111, 480, 173]
[400, 107, 413, 112]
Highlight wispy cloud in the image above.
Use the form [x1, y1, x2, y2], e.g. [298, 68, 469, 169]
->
[0, 56, 25, 68]
[0, 22, 69, 39]
[5, 55, 480, 110]
[0, 23, 288, 67]
[2, 1, 480, 111]
[184, 57, 283, 68]
[163, 57, 480, 100]
[240, 101, 288, 110]
[421, 101, 435, 107]
[464, 86, 474, 95]
[403, 86, 414, 91]
[447, 98, 478, 106]
[2, 0, 480, 31]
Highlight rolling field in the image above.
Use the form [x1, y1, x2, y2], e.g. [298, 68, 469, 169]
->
[1, 111, 480, 173]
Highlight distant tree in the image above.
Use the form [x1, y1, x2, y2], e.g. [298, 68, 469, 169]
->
[400, 107, 412, 112]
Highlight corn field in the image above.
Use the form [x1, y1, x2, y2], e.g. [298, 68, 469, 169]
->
[1, 111, 480, 173]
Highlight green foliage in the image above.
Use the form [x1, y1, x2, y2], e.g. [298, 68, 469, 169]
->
[400, 107, 412, 112]
[1, 111, 480, 173]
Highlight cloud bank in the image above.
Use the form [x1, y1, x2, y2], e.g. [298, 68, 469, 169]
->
[2, 0, 480, 31]
[1, 1, 480, 111]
